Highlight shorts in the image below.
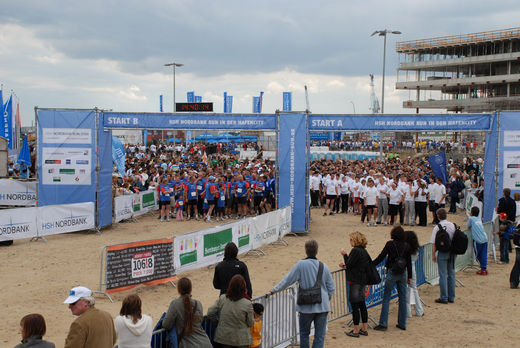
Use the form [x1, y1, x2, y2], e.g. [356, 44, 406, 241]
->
[187, 200, 197, 206]
[159, 200, 170, 208]
[354, 197, 359, 204]
[237, 196, 247, 205]
[326, 194, 337, 200]
[226, 196, 235, 209]
[428, 200, 436, 212]
[366, 204, 376, 210]
[254, 195, 262, 207]
[207, 199, 216, 206]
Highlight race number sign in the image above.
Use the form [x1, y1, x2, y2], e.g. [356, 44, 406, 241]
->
[105, 238, 175, 293]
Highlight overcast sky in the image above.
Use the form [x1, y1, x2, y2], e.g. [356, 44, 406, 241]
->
[1, 0, 519, 125]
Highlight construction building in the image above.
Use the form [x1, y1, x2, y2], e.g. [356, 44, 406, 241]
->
[395, 27, 520, 112]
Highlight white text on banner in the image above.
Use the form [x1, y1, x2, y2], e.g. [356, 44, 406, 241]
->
[0, 179, 37, 206]
[252, 211, 280, 250]
[38, 202, 95, 236]
[0, 207, 38, 241]
[114, 195, 133, 222]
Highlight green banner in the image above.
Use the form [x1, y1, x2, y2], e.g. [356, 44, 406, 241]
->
[142, 192, 155, 208]
[204, 228, 232, 257]
[179, 250, 197, 266]
[238, 234, 249, 248]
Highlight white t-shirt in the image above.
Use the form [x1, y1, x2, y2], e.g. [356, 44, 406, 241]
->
[428, 183, 437, 201]
[377, 183, 389, 199]
[415, 187, 428, 202]
[310, 176, 320, 190]
[325, 178, 338, 195]
[404, 185, 416, 202]
[351, 181, 361, 197]
[435, 184, 446, 204]
[388, 188, 403, 205]
[340, 180, 350, 194]
[365, 186, 378, 205]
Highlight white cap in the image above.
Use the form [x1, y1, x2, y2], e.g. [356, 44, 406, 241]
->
[64, 286, 92, 304]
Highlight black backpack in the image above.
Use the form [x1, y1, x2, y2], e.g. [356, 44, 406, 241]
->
[451, 224, 469, 255]
[512, 225, 520, 247]
[435, 223, 452, 252]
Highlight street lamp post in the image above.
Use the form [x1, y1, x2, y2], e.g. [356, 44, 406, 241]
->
[164, 62, 184, 112]
[370, 29, 401, 114]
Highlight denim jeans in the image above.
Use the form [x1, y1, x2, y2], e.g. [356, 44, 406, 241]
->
[379, 269, 408, 328]
[437, 251, 456, 302]
[407, 263, 424, 317]
[500, 237, 510, 263]
[474, 242, 488, 271]
[299, 312, 328, 348]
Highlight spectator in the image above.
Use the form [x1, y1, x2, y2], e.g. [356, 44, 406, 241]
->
[63, 286, 116, 348]
[495, 212, 513, 264]
[207, 274, 254, 348]
[271, 240, 335, 348]
[430, 208, 457, 304]
[511, 226, 520, 289]
[339, 232, 371, 338]
[514, 192, 520, 224]
[373, 226, 412, 331]
[405, 230, 424, 318]
[497, 188, 516, 223]
[15, 314, 55, 348]
[162, 277, 212, 348]
[213, 242, 253, 299]
[467, 206, 488, 275]
[250, 303, 264, 348]
[114, 294, 153, 348]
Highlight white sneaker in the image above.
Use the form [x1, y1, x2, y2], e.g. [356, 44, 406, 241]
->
[367, 222, 371, 227]
[167, 216, 170, 221]
[160, 217, 164, 222]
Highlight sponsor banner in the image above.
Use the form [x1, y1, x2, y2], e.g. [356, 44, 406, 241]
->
[0, 207, 38, 241]
[41, 128, 92, 144]
[102, 112, 276, 130]
[278, 113, 308, 233]
[0, 179, 37, 206]
[41, 147, 92, 185]
[251, 211, 279, 250]
[174, 218, 254, 273]
[132, 194, 145, 216]
[38, 202, 95, 236]
[114, 195, 133, 222]
[465, 193, 483, 218]
[278, 206, 292, 238]
[105, 238, 176, 293]
[308, 114, 492, 131]
[140, 190, 157, 210]
[504, 130, 520, 147]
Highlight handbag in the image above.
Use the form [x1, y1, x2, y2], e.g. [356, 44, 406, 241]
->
[365, 250, 381, 285]
[297, 261, 324, 305]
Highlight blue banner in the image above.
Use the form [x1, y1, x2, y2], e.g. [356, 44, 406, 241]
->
[143, 130, 148, 147]
[308, 114, 492, 131]
[223, 92, 228, 113]
[259, 92, 264, 113]
[278, 113, 308, 233]
[195, 96, 202, 103]
[226, 96, 233, 113]
[252, 97, 260, 113]
[283, 92, 292, 111]
[112, 136, 126, 177]
[427, 151, 447, 185]
[160, 95, 163, 112]
[187, 91, 195, 103]
[102, 112, 277, 130]
[483, 113, 498, 223]
[3, 95, 13, 149]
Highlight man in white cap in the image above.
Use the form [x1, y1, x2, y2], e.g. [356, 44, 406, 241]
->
[64, 286, 116, 348]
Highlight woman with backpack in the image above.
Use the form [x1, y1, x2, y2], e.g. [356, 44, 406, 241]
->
[339, 232, 372, 338]
[373, 226, 412, 331]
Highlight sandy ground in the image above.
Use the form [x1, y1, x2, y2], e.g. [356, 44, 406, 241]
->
[1, 208, 519, 347]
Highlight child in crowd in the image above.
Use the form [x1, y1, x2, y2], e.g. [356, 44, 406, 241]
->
[250, 303, 264, 348]
[495, 212, 513, 264]
[467, 206, 488, 275]
[175, 196, 184, 221]
[217, 182, 226, 221]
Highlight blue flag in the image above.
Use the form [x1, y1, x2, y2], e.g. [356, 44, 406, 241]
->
[252, 97, 260, 113]
[427, 151, 447, 185]
[223, 92, 228, 113]
[187, 91, 195, 103]
[226, 95, 233, 113]
[283, 92, 292, 111]
[3, 95, 13, 149]
[112, 136, 126, 177]
[259, 91, 264, 113]
[194, 96, 202, 102]
[159, 95, 163, 112]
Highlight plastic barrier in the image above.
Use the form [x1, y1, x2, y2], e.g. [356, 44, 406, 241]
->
[0, 179, 37, 206]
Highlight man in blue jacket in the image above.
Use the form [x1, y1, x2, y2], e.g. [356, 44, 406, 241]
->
[271, 240, 335, 348]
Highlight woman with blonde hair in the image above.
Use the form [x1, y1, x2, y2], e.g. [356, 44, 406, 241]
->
[340, 231, 372, 338]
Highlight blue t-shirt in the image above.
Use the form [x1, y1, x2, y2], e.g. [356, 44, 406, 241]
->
[467, 216, 487, 244]
[187, 182, 198, 201]
[217, 189, 226, 207]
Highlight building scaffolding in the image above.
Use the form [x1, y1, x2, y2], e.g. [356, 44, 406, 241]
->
[395, 27, 520, 112]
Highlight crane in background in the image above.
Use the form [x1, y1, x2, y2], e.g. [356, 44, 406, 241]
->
[369, 74, 380, 114]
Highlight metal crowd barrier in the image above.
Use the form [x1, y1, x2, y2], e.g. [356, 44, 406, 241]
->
[415, 245, 427, 287]
[253, 286, 298, 347]
[422, 243, 440, 285]
[329, 268, 349, 321]
[114, 328, 169, 348]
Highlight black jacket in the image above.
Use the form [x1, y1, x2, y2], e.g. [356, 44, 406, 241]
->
[498, 196, 516, 222]
[342, 246, 371, 285]
[373, 240, 412, 279]
[213, 258, 253, 298]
